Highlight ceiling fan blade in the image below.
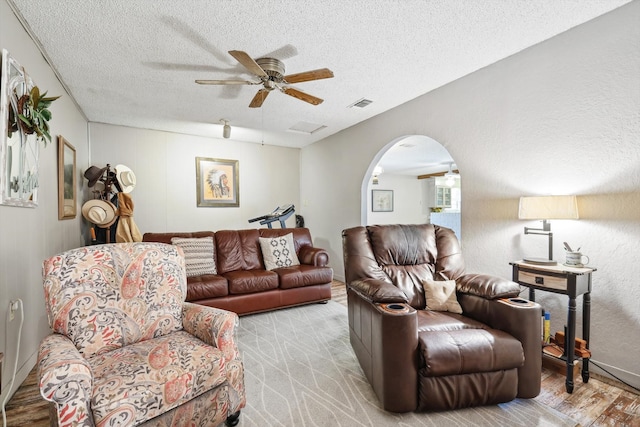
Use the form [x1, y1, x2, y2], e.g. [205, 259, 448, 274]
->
[283, 68, 334, 84]
[249, 89, 270, 108]
[281, 87, 324, 105]
[195, 79, 259, 85]
[228, 50, 267, 78]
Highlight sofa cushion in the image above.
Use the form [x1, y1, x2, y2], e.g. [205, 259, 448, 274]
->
[186, 275, 229, 300]
[88, 330, 226, 426]
[224, 270, 279, 294]
[417, 310, 488, 333]
[216, 229, 263, 273]
[275, 265, 334, 289]
[422, 279, 462, 314]
[171, 236, 217, 277]
[419, 328, 524, 377]
[259, 233, 300, 270]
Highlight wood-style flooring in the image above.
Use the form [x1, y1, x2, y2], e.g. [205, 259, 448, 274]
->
[4, 281, 638, 426]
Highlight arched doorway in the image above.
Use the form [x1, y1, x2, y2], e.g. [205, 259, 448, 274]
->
[360, 135, 461, 239]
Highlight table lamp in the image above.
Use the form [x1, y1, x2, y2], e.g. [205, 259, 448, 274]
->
[518, 195, 579, 265]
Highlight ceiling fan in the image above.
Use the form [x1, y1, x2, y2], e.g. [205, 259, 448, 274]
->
[195, 50, 334, 108]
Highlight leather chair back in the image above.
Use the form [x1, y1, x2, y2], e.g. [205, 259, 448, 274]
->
[343, 224, 466, 309]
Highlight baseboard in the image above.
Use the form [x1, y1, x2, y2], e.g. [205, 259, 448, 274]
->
[589, 359, 640, 395]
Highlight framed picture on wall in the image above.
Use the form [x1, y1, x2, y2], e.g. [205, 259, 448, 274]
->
[58, 136, 76, 219]
[372, 189, 393, 212]
[0, 49, 40, 208]
[196, 157, 239, 207]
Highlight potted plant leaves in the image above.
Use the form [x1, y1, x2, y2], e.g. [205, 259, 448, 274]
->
[14, 86, 60, 146]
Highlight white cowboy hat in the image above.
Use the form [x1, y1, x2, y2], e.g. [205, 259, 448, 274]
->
[81, 199, 117, 228]
[115, 164, 136, 193]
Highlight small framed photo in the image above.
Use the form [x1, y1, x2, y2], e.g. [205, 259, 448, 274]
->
[196, 157, 239, 207]
[58, 136, 76, 219]
[372, 189, 393, 212]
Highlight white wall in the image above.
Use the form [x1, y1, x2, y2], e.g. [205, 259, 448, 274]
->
[367, 173, 428, 225]
[0, 0, 89, 403]
[300, 2, 640, 388]
[88, 123, 301, 236]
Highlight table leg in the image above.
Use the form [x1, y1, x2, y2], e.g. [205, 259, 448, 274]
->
[566, 296, 576, 393]
[582, 291, 591, 383]
[529, 287, 536, 302]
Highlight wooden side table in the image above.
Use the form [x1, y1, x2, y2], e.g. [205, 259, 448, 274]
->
[510, 260, 595, 393]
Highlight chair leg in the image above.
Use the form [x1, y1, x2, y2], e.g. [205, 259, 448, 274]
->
[226, 411, 240, 427]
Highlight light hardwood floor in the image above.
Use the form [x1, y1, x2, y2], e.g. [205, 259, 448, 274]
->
[5, 281, 639, 426]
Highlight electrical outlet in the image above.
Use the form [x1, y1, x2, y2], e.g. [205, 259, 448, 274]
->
[9, 300, 18, 321]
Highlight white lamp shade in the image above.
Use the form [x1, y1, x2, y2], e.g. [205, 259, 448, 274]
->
[518, 195, 579, 220]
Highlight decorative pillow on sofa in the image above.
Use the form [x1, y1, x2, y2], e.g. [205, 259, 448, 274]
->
[422, 279, 463, 314]
[259, 233, 300, 270]
[171, 237, 217, 277]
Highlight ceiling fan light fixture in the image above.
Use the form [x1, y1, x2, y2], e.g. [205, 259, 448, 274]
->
[221, 119, 231, 139]
[443, 162, 459, 186]
[197, 50, 333, 108]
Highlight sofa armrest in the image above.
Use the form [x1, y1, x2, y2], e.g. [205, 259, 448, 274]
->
[298, 246, 329, 267]
[456, 273, 520, 299]
[182, 302, 246, 413]
[37, 334, 93, 427]
[349, 278, 408, 304]
[182, 302, 240, 362]
[458, 294, 542, 398]
[182, 302, 247, 414]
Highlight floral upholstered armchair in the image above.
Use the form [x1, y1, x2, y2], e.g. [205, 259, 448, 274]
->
[37, 242, 245, 427]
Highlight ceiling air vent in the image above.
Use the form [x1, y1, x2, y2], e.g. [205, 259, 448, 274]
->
[348, 98, 373, 108]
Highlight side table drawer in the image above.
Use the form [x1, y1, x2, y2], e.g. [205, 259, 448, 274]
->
[519, 270, 567, 291]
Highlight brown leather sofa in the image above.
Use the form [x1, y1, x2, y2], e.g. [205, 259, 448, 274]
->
[143, 227, 333, 315]
[342, 224, 542, 412]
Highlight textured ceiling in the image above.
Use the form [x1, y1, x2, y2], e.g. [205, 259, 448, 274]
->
[6, 0, 630, 163]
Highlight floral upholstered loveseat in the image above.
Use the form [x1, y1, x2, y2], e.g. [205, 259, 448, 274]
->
[37, 242, 246, 427]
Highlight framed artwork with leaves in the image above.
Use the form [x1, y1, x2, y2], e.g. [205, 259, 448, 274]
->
[0, 49, 59, 208]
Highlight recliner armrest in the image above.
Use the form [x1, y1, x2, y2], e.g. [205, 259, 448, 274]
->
[456, 273, 520, 299]
[349, 278, 408, 304]
[38, 334, 93, 426]
[458, 294, 542, 398]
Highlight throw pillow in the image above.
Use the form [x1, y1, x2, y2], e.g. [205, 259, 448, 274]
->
[171, 237, 217, 277]
[422, 279, 463, 314]
[259, 233, 300, 270]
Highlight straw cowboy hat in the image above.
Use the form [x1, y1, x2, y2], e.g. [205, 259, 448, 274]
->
[84, 165, 107, 188]
[81, 199, 118, 228]
[115, 164, 136, 193]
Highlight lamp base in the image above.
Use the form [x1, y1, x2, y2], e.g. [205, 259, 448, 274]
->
[523, 257, 558, 266]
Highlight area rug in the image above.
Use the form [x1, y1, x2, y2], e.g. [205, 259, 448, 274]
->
[235, 301, 577, 427]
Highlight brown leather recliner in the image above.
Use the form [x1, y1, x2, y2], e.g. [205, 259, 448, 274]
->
[342, 224, 542, 412]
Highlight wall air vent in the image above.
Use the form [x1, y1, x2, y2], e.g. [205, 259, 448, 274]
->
[348, 98, 373, 108]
